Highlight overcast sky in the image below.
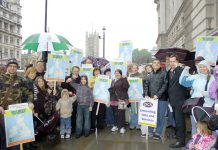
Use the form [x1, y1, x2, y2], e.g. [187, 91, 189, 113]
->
[21, 0, 158, 60]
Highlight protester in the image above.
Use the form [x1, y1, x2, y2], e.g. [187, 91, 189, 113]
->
[209, 65, 218, 101]
[85, 58, 93, 65]
[167, 55, 188, 148]
[90, 68, 106, 130]
[143, 59, 168, 140]
[109, 69, 130, 134]
[129, 64, 142, 130]
[62, 66, 81, 132]
[0, 58, 33, 150]
[187, 121, 216, 150]
[33, 76, 49, 122]
[71, 75, 94, 138]
[127, 64, 133, 77]
[189, 56, 205, 75]
[104, 69, 115, 127]
[56, 89, 77, 139]
[180, 60, 215, 135]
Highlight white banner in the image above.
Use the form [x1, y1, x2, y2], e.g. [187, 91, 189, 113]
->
[138, 99, 158, 127]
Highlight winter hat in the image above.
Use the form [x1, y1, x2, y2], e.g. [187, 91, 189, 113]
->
[7, 58, 19, 68]
[197, 60, 211, 76]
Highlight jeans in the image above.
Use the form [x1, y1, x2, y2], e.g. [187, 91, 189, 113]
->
[76, 105, 91, 135]
[60, 117, 71, 135]
[111, 106, 125, 128]
[105, 107, 114, 126]
[167, 102, 176, 127]
[190, 115, 197, 136]
[0, 116, 20, 150]
[130, 102, 139, 128]
[149, 100, 167, 136]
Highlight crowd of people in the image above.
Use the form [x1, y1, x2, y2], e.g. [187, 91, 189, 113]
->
[0, 54, 218, 150]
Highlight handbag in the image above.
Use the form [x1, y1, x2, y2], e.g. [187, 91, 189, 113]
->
[118, 100, 127, 110]
[182, 78, 209, 114]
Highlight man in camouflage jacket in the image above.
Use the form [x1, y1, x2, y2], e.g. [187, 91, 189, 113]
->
[0, 58, 33, 150]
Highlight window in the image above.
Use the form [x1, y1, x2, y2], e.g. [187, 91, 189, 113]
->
[17, 27, 20, 34]
[10, 37, 13, 44]
[16, 51, 19, 58]
[0, 34, 2, 43]
[10, 25, 13, 32]
[0, 20, 2, 29]
[4, 48, 8, 57]
[17, 39, 20, 45]
[4, 22, 8, 30]
[3, 11, 6, 17]
[4, 35, 8, 43]
[10, 49, 13, 57]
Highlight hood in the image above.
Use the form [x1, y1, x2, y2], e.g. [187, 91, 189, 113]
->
[197, 60, 211, 77]
[213, 65, 218, 82]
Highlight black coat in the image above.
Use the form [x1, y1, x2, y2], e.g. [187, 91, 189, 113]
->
[167, 66, 188, 106]
[144, 68, 168, 100]
[109, 78, 130, 102]
[61, 75, 81, 94]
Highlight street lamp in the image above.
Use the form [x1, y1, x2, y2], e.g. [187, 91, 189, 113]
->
[42, 0, 48, 62]
[102, 26, 106, 58]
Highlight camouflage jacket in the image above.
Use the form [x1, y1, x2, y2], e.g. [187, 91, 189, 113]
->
[0, 73, 33, 109]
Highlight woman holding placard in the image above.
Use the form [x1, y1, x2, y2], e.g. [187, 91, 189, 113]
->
[109, 69, 130, 134]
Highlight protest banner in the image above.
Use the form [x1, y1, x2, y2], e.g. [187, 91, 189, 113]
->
[138, 98, 158, 127]
[128, 77, 143, 102]
[119, 41, 133, 63]
[195, 36, 218, 66]
[110, 61, 127, 79]
[4, 108, 35, 147]
[69, 49, 83, 67]
[8, 103, 28, 110]
[80, 66, 94, 80]
[93, 77, 112, 104]
[46, 54, 67, 82]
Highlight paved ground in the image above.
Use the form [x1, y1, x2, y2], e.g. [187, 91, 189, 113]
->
[37, 127, 185, 150]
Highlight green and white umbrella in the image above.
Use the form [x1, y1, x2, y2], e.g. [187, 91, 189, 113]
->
[22, 33, 73, 52]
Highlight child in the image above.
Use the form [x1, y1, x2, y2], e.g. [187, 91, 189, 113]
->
[187, 121, 216, 150]
[71, 75, 94, 138]
[56, 89, 77, 139]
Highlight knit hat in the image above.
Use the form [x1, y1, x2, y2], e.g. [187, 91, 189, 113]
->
[7, 58, 19, 68]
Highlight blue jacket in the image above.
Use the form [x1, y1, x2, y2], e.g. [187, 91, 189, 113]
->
[179, 60, 215, 107]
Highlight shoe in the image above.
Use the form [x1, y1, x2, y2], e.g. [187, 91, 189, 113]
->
[153, 134, 161, 140]
[65, 134, 71, 139]
[84, 133, 89, 137]
[61, 135, 65, 139]
[169, 141, 185, 148]
[120, 128, 126, 134]
[129, 126, 135, 130]
[111, 126, 118, 132]
[141, 134, 146, 137]
[75, 134, 81, 139]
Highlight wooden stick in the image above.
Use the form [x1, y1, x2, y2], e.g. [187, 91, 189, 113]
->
[96, 102, 100, 116]
[146, 125, 149, 141]
[20, 144, 23, 150]
[53, 81, 57, 95]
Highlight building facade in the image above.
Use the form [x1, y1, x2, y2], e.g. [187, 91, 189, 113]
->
[155, 0, 218, 51]
[85, 31, 99, 57]
[0, 0, 22, 66]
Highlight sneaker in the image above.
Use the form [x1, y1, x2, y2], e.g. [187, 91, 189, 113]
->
[129, 126, 135, 130]
[141, 134, 153, 138]
[61, 135, 65, 139]
[141, 134, 146, 137]
[153, 134, 161, 140]
[111, 126, 118, 132]
[65, 134, 70, 139]
[120, 128, 126, 134]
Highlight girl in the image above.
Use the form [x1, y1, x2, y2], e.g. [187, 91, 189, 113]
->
[71, 75, 94, 138]
[56, 89, 77, 139]
[187, 121, 216, 150]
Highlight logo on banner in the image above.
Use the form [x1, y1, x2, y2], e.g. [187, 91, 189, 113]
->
[143, 102, 153, 107]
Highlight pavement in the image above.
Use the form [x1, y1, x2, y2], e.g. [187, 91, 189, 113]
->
[36, 127, 185, 150]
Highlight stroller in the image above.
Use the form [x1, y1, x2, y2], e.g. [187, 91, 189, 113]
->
[34, 112, 59, 139]
[185, 106, 218, 150]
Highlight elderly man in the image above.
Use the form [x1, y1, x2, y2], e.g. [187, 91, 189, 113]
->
[0, 58, 33, 150]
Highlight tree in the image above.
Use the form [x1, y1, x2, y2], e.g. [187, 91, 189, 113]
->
[132, 49, 152, 65]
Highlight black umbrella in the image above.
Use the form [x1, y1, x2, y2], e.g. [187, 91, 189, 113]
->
[192, 106, 211, 123]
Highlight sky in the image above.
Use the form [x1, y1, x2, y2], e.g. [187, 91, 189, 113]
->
[21, 0, 158, 60]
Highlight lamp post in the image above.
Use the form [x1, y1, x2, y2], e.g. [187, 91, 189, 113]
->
[42, 0, 48, 62]
[0, 49, 2, 65]
[102, 26, 106, 58]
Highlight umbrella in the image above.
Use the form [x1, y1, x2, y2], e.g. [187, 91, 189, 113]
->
[22, 33, 72, 52]
[82, 56, 109, 67]
[192, 106, 211, 123]
[155, 47, 195, 62]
